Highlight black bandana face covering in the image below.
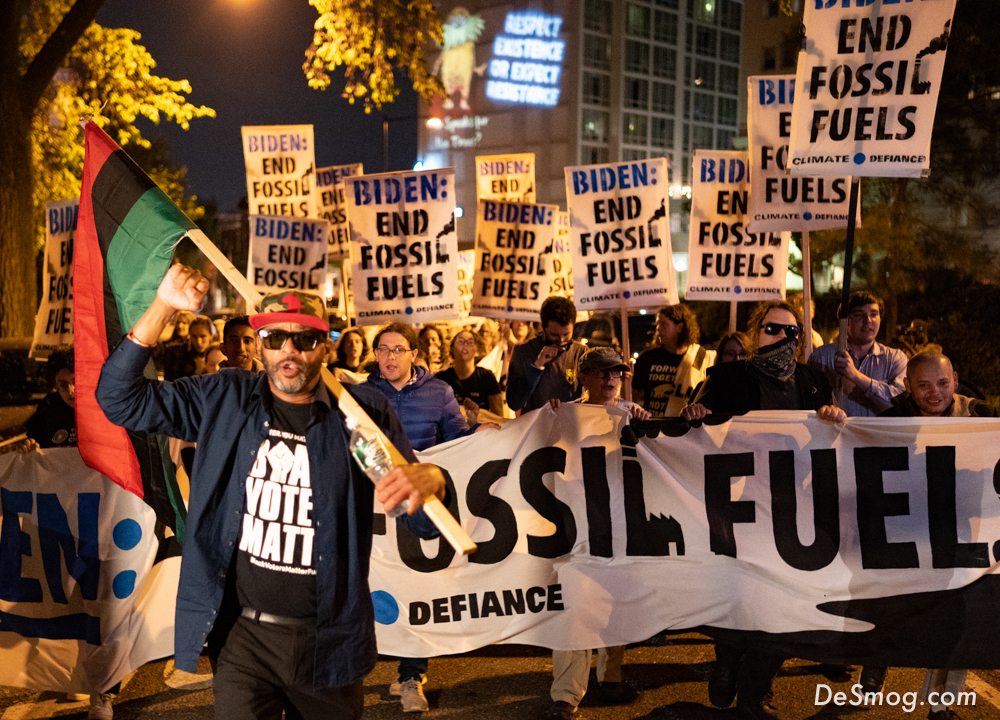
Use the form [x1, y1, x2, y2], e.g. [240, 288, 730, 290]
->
[750, 337, 798, 381]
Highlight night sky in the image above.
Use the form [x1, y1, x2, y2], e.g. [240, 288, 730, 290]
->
[96, 0, 420, 213]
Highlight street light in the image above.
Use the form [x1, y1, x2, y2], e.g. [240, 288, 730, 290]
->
[382, 114, 443, 173]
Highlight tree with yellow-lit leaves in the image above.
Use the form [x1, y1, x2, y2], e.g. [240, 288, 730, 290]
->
[0, 0, 214, 338]
[304, 0, 444, 111]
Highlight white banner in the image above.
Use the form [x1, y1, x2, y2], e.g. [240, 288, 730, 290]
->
[476, 153, 536, 203]
[242, 124, 316, 217]
[373, 407, 1000, 667]
[747, 76, 855, 233]
[31, 198, 78, 358]
[471, 200, 557, 321]
[248, 215, 329, 293]
[457, 250, 476, 318]
[0, 449, 179, 692]
[345, 169, 460, 326]
[548, 211, 573, 299]
[564, 158, 677, 310]
[316, 163, 363, 260]
[788, 0, 958, 178]
[686, 150, 790, 302]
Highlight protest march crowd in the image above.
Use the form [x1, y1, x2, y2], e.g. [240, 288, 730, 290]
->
[11, 261, 996, 720]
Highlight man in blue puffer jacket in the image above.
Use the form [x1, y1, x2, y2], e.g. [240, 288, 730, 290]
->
[364, 322, 499, 712]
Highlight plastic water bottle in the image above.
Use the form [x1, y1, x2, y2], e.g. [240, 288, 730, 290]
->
[346, 417, 408, 518]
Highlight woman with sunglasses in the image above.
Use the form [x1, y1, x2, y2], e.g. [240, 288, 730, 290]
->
[681, 301, 845, 720]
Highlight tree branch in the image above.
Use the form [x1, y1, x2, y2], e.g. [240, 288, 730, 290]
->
[21, 0, 107, 115]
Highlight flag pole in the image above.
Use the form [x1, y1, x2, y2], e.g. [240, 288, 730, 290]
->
[729, 301, 737, 334]
[802, 230, 813, 359]
[620, 307, 632, 401]
[835, 178, 861, 405]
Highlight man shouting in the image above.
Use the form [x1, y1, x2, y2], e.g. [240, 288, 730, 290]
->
[97, 264, 446, 720]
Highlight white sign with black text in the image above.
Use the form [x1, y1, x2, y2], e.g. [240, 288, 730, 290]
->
[316, 163, 363, 260]
[248, 215, 329, 294]
[241, 125, 316, 217]
[31, 198, 79, 357]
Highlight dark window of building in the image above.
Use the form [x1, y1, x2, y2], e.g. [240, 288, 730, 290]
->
[718, 97, 738, 126]
[693, 125, 714, 149]
[719, 64, 739, 94]
[717, 128, 736, 150]
[582, 145, 610, 165]
[781, 34, 800, 68]
[720, 32, 740, 63]
[768, 0, 780, 18]
[719, 0, 741, 30]
[585, 0, 612, 33]
[584, 34, 612, 70]
[693, 92, 715, 122]
[763, 46, 776, 71]
[622, 148, 648, 160]
[683, 90, 691, 119]
[582, 108, 609, 142]
[694, 59, 716, 90]
[624, 77, 650, 109]
[626, 3, 651, 37]
[653, 46, 678, 77]
[695, 26, 717, 57]
[623, 113, 649, 145]
[583, 72, 611, 106]
[684, 55, 692, 86]
[695, 0, 716, 24]
[682, 154, 691, 183]
[685, 22, 693, 52]
[655, 0, 679, 8]
[654, 11, 678, 44]
[683, 123, 690, 151]
[625, 40, 650, 74]
[652, 82, 676, 114]
[652, 116, 675, 148]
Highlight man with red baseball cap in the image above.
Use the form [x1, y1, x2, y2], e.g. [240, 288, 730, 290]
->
[97, 264, 446, 720]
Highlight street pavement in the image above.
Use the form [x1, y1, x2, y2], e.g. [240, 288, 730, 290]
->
[2, 634, 999, 719]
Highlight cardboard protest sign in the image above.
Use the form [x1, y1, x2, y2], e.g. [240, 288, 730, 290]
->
[788, 0, 958, 178]
[748, 75, 856, 233]
[471, 200, 557, 321]
[476, 153, 536, 202]
[316, 163, 363, 259]
[248, 215, 329, 293]
[548, 211, 573, 299]
[345, 169, 460, 325]
[31, 198, 78, 357]
[457, 250, 476, 318]
[686, 150, 789, 302]
[564, 158, 677, 310]
[241, 125, 316, 217]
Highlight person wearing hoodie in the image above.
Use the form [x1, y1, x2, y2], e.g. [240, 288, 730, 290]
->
[364, 322, 498, 712]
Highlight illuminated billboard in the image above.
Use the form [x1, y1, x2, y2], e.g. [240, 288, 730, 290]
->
[485, 11, 565, 107]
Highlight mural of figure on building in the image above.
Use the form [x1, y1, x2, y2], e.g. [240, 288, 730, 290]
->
[433, 7, 487, 111]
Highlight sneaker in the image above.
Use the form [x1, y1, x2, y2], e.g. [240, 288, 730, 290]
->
[543, 700, 578, 719]
[399, 679, 429, 713]
[708, 658, 740, 708]
[390, 674, 427, 696]
[859, 665, 888, 694]
[87, 693, 114, 720]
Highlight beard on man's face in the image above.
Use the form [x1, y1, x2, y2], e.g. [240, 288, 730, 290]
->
[263, 351, 325, 395]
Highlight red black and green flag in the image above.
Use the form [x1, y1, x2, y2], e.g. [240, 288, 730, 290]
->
[74, 120, 190, 539]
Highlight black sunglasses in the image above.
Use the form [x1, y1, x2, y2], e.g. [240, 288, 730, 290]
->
[258, 329, 325, 351]
[760, 323, 801, 339]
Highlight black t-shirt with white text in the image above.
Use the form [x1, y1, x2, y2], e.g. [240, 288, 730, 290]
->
[235, 397, 317, 618]
[435, 366, 501, 410]
[632, 347, 684, 417]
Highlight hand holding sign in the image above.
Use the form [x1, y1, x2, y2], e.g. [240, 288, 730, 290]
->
[157, 264, 209, 312]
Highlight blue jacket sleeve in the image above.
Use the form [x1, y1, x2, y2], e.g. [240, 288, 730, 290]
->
[96, 338, 209, 442]
[505, 342, 543, 412]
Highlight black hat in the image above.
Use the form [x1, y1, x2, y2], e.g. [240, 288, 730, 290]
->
[579, 346, 629, 375]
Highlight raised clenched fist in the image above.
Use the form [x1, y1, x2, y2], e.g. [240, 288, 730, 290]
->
[157, 264, 209, 312]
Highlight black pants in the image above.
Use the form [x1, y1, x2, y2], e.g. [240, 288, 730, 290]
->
[213, 616, 363, 720]
[715, 642, 786, 704]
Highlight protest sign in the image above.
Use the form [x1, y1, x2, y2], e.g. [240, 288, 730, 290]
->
[548, 211, 573, 299]
[345, 169, 460, 325]
[476, 153, 536, 202]
[457, 250, 476, 318]
[371, 406, 1000, 668]
[686, 150, 789, 302]
[788, 0, 958, 178]
[564, 158, 677, 310]
[0, 448, 179, 692]
[471, 200, 557, 321]
[316, 163, 363, 259]
[248, 215, 329, 293]
[747, 75, 856, 233]
[241, 124, 316, 217]
[31, 198, 78, 357]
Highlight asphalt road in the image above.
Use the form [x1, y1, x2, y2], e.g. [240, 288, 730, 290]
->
[3, 635, 999, 719]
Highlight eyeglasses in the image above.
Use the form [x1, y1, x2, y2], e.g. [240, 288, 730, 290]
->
[258, 329, 325, 351]
[376, 346, 414, 358]
[586, 370, 623, 380]
[760, 323, 801, 339]
[722, 349, 747, 361]
[453, 338, 477, 348]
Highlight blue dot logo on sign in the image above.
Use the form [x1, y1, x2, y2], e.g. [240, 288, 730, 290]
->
[113, 570, 137, 599]
[372, 590, 399, 625]
[507, 305, 514, 312]
[853, 153, 866, 165]
[405, 307, 414, 315]
[735, 286, 742, 294]
[651, 178, 657, 185]
[804, 212, 813, 221]
[623, 291, 631, 299]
